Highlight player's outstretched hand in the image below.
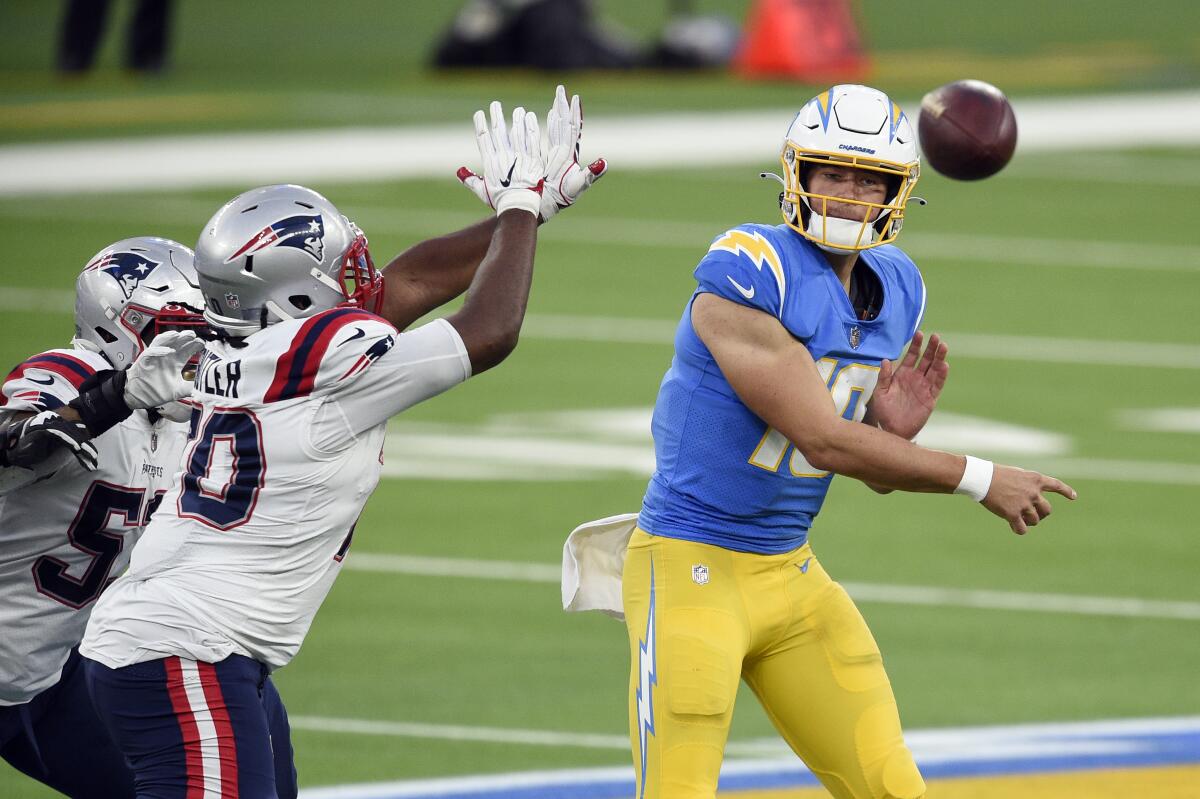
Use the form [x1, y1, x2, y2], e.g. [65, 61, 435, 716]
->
[539, 84, 607, 222]
[457, 102, 545, 218]
[868, 330, 949, 441]
[0, 410, 98, 471]
[982, 464, 1077, 535]
[123, 330, 205, 410]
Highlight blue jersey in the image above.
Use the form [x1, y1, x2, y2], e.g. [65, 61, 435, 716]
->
[638, 224, 926, 554]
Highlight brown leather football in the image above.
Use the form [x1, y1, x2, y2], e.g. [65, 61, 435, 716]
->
[918, 80, 1018, 180]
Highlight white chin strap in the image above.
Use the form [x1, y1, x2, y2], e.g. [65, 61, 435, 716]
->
[806, 212, 878, 255]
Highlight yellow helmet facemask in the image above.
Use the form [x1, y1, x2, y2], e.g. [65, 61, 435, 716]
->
[781, 144, 921, 254]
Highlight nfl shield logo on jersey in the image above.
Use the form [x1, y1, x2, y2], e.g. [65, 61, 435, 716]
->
[691, 564, 709, 585]
[846, 324, 863, 349]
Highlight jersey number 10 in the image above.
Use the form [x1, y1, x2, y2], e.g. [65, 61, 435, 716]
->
[748, 359, 880, 478]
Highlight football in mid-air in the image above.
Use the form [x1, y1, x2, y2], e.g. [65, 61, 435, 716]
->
[918, 80, 1017, 180]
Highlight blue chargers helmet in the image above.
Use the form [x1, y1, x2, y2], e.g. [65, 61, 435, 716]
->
[74, 237, 207, 369]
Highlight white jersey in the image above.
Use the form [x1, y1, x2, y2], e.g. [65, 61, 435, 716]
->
[81, 308, 470, 670]
[0, 347, 187, 705]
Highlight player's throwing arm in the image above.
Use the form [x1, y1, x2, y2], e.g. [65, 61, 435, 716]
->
[691, 293, 1077, 534]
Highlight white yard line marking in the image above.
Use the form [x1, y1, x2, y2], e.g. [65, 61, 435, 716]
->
[8, 293, 1195, 369]
[1018, 456, 1200, 485]
[289, 715, 1200, 799]
[1117, 407, 1200, 434]
[2, 90, 1200, 196]
[1005, 152, 1200, 186]
[4, 191, 1200, 271]
[287, 715, 629, 751]
[342, 552, 1200, 621]
[520, 313, 1200, 369]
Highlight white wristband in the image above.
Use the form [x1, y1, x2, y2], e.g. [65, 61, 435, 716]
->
[496, 190, 541, 217]
[954, 455, 994, 502]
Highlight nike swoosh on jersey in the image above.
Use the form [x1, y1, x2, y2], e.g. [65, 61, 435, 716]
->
[26, 375, 55, 385]
[338, 327, 366, 346]
[726, 275, 755, 300]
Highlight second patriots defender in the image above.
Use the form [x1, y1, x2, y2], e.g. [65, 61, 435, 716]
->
[621, 85, 1076, 798]
[0, 239, 300, 798]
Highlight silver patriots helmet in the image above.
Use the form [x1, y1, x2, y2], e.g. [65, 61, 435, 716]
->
[74, 237, 207, 369]
[194, 184, 383, 337]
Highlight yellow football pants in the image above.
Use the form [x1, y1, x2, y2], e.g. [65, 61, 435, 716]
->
[623, 529, 925, 799]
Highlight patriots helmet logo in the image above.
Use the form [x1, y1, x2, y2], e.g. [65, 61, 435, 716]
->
[89, 252, 161, 300]
[226, 214, 326, 264]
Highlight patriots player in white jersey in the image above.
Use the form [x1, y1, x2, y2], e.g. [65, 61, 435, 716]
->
[81, 95, 593, 798]
[0, 237, 218, 798]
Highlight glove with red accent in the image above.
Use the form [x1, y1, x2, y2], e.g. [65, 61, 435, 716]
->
[540, 84, 607, 221]
[458, 101, 545, 218]
[458, 85, 606, 222]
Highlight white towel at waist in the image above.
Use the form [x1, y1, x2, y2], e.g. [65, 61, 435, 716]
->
[561, 512, 638, 621]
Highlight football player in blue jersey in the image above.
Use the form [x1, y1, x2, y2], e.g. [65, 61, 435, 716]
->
[622, 84, 1076, 799]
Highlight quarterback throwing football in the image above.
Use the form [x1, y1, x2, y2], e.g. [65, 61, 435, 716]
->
[617, 84, 1076, 798]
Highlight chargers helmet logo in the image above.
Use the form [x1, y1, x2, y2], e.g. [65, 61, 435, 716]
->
[226, 214, 326, 264]
[88, 252, 161, 300]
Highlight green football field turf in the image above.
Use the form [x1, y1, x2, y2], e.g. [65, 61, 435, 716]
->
[1, 147, 1198, 795]
[2, 2, 1199, 796]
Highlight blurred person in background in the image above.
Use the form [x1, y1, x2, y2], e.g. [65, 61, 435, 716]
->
[433, 0, 738, 70]
[58, 0, 174, 74]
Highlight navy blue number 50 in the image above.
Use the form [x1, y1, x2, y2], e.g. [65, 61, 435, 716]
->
[179, 408, 265, 530]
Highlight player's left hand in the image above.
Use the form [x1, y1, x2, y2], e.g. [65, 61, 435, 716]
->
[0, 410, 98, 471]
[458, 85, 606, 222]
[866, 331, 948, 441]
[538, 84, 607, 222]
[123, 331, 205, 411]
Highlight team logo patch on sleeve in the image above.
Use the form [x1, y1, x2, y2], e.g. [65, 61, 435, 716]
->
[340, 334, 395, 380]
[11, 389, 64, 411]
[86, 252, 161, 300]
[226, 214, 326, 264]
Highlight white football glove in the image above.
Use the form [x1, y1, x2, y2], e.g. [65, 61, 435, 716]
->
[457, 102, 545, 218]
[123, 331, 204, 411]
[540, 84, 607, 222]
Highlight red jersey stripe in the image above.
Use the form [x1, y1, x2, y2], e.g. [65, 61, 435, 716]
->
[264, 309, 380, 403]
